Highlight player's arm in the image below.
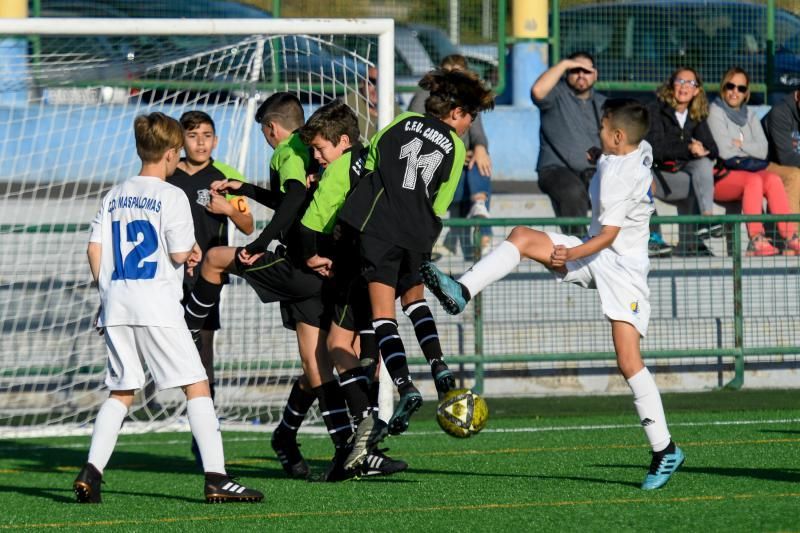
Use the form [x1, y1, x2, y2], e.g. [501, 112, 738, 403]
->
[208, 162, 255, 235]
[170, 242, 201, 265]
[87, 242, 101, 283]
[551, 225, 621, 266]
[243, 179, 307, 255]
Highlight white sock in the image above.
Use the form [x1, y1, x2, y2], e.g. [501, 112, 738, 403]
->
[87, 397, 129, 474]
[187, 396, 226, 475]
[459, 240, 521, 297]
[627, 367, 671, 452]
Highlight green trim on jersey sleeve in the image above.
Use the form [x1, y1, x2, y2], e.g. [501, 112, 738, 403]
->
[271, 133, 309, 192]
[364, 111, 424, 172]
[301, 150, 353, 234]
[212, 160, 248, 201]
[431, 132, 466, 216]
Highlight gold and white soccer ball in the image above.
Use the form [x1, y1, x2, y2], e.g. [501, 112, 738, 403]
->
[436, 388, 489, 438]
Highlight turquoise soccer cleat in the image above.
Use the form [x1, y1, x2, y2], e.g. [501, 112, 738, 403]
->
[641, 446, 685, 490]
[388, 388, 423, 435]
[419, 262, 468, 315]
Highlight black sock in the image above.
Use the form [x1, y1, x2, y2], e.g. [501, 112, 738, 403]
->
[358, 328, 378, 365]
[277, 376, 316, 435]
[656, 440, 676, 456]
[184, 276, 222, 331]
[339, 367, 371, 422]
[403, 299, 443, 364]
[368, 381, 380, 415]
[373, 318, 414, 392]
[314, 381, 353, 448]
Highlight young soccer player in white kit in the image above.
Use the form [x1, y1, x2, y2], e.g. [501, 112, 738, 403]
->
[422, 99, 684, 490]
[73, 112, 263, 504]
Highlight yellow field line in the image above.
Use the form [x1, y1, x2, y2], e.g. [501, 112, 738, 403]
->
[2, 437, 798, 475]
[2, 492, 799, 530]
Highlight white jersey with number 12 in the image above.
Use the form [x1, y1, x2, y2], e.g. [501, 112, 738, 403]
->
[89, 175, 195, 328]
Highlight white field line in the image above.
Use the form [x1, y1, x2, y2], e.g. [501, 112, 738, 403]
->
[5, 417, 799, 452]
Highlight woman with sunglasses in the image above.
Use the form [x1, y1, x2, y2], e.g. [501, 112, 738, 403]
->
[646, 67, 719, 256]
[707, 67, 800, 256]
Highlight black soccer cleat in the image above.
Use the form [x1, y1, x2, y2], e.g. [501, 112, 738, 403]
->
[430, 359, 456, 395]
[362, 448, 408, 477]
[311, 445, 360, 483]
[73, 463, 103, 503]
[344, 413, 388, 471]
[271, 428, 310, 479]
[388, 386, 423, 435]
[204, 474, 264, 503]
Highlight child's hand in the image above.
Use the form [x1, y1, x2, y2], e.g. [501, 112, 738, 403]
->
[210, 179, 241, 193]
[306, 173, 320, 188]
[587, 146, 603, 164]
[205, 189, 232, 215]
[550, 244, 569, 268]
[306, 254, 333, 278]
[237, 247, 263, 266]
[185, 243, 202, 275]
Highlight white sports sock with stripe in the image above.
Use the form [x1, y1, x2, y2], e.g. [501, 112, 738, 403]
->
[87, 397, 129, 474]
[459, 240, 521, 298]
[627, 367, 671, 452]
[187, 396, 226, 475]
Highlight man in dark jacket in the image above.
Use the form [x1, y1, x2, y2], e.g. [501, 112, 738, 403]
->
[762, 90, 800, 214]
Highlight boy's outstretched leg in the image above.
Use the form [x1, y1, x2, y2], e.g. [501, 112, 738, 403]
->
[421, 238, 523, 315]
[614, 321, 684, 490]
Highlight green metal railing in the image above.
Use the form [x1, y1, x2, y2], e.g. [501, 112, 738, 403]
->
[4, 214, 798, 394]
[426, 213, 800, 393]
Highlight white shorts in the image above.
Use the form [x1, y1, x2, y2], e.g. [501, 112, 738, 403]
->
[546, 232, 651, 337]
[103, 325, 208, 391]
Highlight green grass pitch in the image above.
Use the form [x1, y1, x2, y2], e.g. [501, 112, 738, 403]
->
[1, 389, 798, 531]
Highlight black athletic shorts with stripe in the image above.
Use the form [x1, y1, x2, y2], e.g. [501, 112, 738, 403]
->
[358, 232, 428, 299]
[230, 246, 328, 330]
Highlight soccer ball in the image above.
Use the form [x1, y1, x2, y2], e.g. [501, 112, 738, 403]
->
[436, 388, 489, 438]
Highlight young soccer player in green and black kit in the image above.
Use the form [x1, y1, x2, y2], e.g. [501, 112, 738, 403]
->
[336, 69, 494, 449]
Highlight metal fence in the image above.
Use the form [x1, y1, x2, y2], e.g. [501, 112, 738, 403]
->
[553, 0, 800, 101]
[431, 214, 800, 393]
[27, 0, 507, 93]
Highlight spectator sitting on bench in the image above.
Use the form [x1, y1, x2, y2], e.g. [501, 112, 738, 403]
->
[707, 67, 800, 256]
[646, 67, 720, 257]
[761, 85, 800, 216]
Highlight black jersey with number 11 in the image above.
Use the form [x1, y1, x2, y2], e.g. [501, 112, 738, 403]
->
[338, 112, 465, 253]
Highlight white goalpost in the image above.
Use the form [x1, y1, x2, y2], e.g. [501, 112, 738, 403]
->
[0, 17, 395, 437]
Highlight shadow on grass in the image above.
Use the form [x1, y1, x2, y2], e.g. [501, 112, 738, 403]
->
[0, 483, 205, 504]
[599, 463, 800, 483]
[759, 429, 800, 435]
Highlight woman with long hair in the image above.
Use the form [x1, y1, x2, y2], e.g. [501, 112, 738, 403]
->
[646, 67, 719, 256]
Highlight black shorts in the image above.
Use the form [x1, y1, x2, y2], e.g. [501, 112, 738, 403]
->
[279, 295, 331, 331]
[359, 233, 427, 296]
[230, 247, 323, 304]
[231, 247, 325, 330]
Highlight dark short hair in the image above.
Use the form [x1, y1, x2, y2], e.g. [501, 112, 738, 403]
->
[179, 110, 215, 133]
[567, 51, 595, 67]
[299, 100, 359, 146]
[420, 69, 495, 120]
[602, 98, 650, 144]
[254, 92, 304, 131]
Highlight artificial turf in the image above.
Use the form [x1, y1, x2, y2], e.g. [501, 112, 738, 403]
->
[1, 389, 798, 532]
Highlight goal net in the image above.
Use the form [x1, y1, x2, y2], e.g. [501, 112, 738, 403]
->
[0, 18, 395, 437]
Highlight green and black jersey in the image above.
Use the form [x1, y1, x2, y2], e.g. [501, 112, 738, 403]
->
[167, 158, 249, 254]
[301, 142, 368, 235]
[270, 133, 311, 194]
[338, 112, 465, 253]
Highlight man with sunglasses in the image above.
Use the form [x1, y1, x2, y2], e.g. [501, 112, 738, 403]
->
[531, 51, 605, 236]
